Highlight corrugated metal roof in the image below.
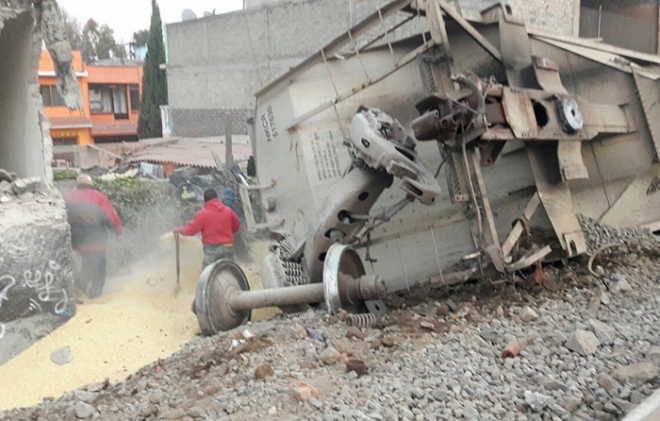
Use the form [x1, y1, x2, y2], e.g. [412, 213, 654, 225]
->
[126, 138, 252, 168]
[50, 116, 93, 129]
[92, 122, 138, 136]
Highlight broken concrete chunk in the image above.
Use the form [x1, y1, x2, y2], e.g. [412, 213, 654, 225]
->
[73, 390, 98, 405]
[11, 176, 47, 196]
[542, 379, 569, 392]
[612, 276, 632, 293]
[588, 319, 616, 345]
[565, 330, 599, 356]
[611, 362, 658, 384]
[596, 374, 617, 394]
[51, 346, 73, 365]
[524, 391, 552, 412]
[0, 180, 11, 193]
[345, 326, 365, 340]
[520, 306, 539, 322]
[291, 383, 319, 402]
[646, 346, 660, 366]
[74, 402, 95, 419]
[318, 346, 342, 365]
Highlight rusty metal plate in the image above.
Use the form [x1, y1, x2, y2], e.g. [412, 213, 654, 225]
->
[557, 141, 588, 181]
[502, 88, 537, 139]
[526, 144, 587, 257]
[633, 70, 660, 161]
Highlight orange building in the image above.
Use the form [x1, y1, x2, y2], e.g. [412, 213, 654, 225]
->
[38, 50, 143, 149]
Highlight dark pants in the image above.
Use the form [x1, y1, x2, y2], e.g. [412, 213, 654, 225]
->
[78, 250, 107, 299]
[202, 244, 233, 269]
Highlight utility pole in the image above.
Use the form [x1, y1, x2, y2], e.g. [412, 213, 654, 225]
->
[225, 116, 234, 167]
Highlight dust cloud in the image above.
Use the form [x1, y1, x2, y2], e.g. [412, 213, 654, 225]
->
[0, 228, 278, 410]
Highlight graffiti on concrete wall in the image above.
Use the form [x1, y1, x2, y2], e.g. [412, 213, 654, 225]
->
[0, 259, 72, 328]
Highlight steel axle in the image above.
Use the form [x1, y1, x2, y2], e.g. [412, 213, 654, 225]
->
[193, 245, 389, 334]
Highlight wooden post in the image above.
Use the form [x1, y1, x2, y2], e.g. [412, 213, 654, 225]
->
[225, 116, 234, 167]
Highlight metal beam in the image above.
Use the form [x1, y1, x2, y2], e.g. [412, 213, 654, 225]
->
[438, 0, 503, 63]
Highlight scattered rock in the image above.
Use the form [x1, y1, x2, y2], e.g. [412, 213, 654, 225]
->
[600, 290, 611, 306]
[420, 320, 434, 330]
[612, 362, 658, 384]
[596, 374, 617, 394]
[380, 337, 396, 348]
[524, 391, 551, 412]
[51, 346, 73, 365]
[646, 346, 660, 366]
[162, 408, 186, 420]
[254, 363, 274, 379]
[0, 169, 14, 183]
[73, 391, 98, 404]
[345, 326, 365, 340]
[612, 276, 633, 293]
[519, 306, 539, 322]
[11, 176, 46, 195]
[436, 304, 450, 316]
[291, 384, 319, 402]
[149, 391, 165, 404]
[308, 397, 323, 410]
[588, 319, 617, 345]
[74, 402, 95, 419]
[543, 379, 569, 392]
[564, 395, 583, 413]
[267, 406, 277, 415]
[445, 299, 458, 312]
[565, 330, 600, 356]
[463, 403, 480, 419]
[318, 346, 342, 365]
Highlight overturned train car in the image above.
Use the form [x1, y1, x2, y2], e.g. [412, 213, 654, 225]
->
[251, 0, 660, 298]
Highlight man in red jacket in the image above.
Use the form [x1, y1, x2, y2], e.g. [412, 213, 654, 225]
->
[64, 174, 122, 298]
[175, 188, 240, 268]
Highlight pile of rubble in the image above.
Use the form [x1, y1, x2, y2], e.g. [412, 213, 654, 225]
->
[0, 169, 51, 205]
[2, 224, 660, 420]
[578, 214, 658, 252]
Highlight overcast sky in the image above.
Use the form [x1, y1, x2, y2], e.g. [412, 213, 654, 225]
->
[56, 0, 244, 43]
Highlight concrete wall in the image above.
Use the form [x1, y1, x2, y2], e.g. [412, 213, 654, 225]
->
[0, 12, 46, 180]
[166, 0, 578, 137]
[0, 2, 76, 331]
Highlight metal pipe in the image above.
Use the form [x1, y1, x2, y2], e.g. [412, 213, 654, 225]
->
[229, 283, 325, 311]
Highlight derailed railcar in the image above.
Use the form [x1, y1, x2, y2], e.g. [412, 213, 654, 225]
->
[246, 0, 660, 310]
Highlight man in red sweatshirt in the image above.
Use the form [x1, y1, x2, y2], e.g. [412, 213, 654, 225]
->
[64, 174, 122, 298]
[175, 188, 240, 268]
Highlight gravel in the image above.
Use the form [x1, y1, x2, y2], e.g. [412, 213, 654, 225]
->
[2, 222, 660, 421]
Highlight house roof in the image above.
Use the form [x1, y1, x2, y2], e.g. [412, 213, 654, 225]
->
[127, 137, 252, 168]
[92, 122, 138, 137]
[49, 116, 93, 129]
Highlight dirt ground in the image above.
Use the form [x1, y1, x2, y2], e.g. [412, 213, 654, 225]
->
[0, 237, 277, 410]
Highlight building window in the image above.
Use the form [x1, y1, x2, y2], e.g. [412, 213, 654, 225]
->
[40, 85, 65, 107]
[130, 85, 140, 111]
[89, 86, 114, 113]
[89, 84, 129, 119]
[52, 137, 78, 146]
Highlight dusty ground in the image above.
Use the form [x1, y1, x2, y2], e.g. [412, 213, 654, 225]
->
[1, 225, 659, 420]
[0, 238, 276, 410]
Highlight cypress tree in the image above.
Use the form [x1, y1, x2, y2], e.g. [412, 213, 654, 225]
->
[137, 0, 168, 139]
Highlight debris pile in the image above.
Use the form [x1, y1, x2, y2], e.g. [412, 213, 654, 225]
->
[2, 236, 659, 420]
[578, 214, 657, 252]
[0, 170, 50, 205]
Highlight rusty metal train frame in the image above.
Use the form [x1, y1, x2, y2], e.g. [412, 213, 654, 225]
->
[249, 0, 660, 294]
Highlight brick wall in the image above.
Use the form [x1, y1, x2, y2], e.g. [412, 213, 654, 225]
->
[166, 0, 578, 137]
